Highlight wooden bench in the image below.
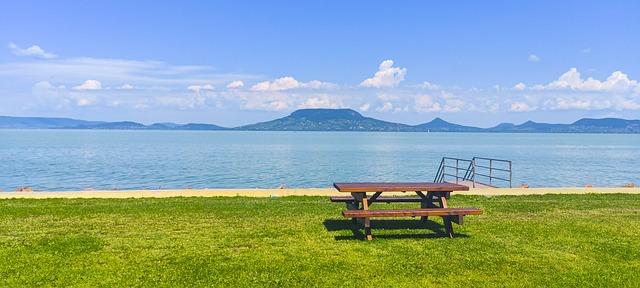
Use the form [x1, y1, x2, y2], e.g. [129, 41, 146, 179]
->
[342, 207, 482, 238]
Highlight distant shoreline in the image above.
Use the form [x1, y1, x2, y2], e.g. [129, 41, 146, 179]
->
[2, 108, 640, 133]
[2, 128, 640, 134]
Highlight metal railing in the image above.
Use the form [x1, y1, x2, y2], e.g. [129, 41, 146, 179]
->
[434, 156, 512, 188]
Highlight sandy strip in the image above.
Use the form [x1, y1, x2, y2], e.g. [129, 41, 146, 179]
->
[0, 187, 639, 199]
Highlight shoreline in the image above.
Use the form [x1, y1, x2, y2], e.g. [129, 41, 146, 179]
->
[1, 186, 639, 199]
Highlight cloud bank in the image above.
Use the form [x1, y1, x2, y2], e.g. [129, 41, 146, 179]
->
[2, 43, 640, 122]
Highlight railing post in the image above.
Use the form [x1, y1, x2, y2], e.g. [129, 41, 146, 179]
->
[509, 161, 512, 188]
[455, 159, 459, 184]
[440, 158, 444, 182]
[472, 158, 476, 188]
[489, 159, 493, 186]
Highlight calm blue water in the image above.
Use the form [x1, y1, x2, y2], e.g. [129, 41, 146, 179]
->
[0, 130, 638, 191]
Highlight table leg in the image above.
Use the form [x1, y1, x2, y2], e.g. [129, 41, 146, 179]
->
[361, 194, 372, 240]
[368, 191, 382, 205]
[420, 193, 428, 222]
[443, 217, 454, 238]
[437, 191, 454, 238]
[438, 192, 448, 208]
[346, 197, 359, 210]
[417, 191, 437, 222]
[351, 192, 373, 240]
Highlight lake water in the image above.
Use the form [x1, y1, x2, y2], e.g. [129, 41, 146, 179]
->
[0, 130, 638, 191]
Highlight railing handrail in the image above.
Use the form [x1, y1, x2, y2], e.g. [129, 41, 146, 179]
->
[472, 156, 511, 163]
[441, 157, 472, 163]
[434, 156, 512, 188]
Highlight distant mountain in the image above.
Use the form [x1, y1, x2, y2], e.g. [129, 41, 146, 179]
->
[237, 108, 413, 131]
[414, 117, 482, 132]
[488, 118, 640, 133]
[146, 122, 224, 130]
[0, 116, 103, 129]
[74, 121, 148, 129]
[488, 120, 566, 132]
[178, 123, 226, 130]
[148, 122, 182, 129]
[1, 110, 639, 133]
[0, 116, 226, 130]
[568, 118, 640, 133]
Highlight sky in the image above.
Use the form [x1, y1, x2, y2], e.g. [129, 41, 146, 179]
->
[1, 1, 639, 127]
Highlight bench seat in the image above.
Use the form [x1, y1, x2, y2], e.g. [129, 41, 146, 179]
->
[343, 207, 482, 239]
[330, 196, 425, 203]
[342, 207, 482, 218]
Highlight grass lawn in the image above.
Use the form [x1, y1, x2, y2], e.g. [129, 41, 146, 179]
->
[1, 194, 639, 287]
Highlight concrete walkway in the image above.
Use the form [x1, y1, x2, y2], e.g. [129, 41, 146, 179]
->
[1, 187, 639, 199]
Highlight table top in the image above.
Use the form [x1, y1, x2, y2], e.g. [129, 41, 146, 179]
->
[333, 182, 470, 193]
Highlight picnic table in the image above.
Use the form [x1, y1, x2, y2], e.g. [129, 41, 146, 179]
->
[332, 182, 482, 240]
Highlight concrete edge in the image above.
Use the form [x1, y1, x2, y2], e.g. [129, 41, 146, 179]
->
[0, 187, 639, 199]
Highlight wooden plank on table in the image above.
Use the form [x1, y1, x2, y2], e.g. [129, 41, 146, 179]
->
[439, 195, 448, 208]
[342, 207, 482, 218]
[330, 196, 433, 203]
[333, 182, 469, 193]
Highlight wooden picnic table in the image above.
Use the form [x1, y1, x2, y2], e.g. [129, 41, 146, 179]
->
[332, 182, 480, 240]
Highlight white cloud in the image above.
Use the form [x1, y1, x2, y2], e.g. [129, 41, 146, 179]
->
[243, 98, 291, 111]
[545, 98, 592, 110]
[528, 54, 541, 62]
[8, 42, 57, 59]
[617, 100, 640, 110]
[251, 77, 299, 91]
[267, 101, 291, 111]
[414, 95, 442, 112]
[376, 102, 393, 112]
[359, 103, 371, 112]
[250, 77, 333, 91]
[443, 99, 465, 112]
[544, 68, 639, 91]
[239, 91, 294, 111]
[187, 84, 214, 92]
[298, 95, 343, 109]
[360, 60, 407, 88]
[119, 84, 134, 90]
[377, 92, 400, 101]
[541, 97, 640, 111]
[33, 81, 55, 90]
[503, 68, 640, 112]
[394, 106, 409, 112]
[226, 80, 244, 89]
[303, 80, 337, 89]
[509, 102, 536, 112]
[31, 80, 101, 108]
[0, 57, 258, 88]
[73, 80, 102, 90]
[419, 81, 440, 90]
[76, 97, 96, 107]
[156, 94, 207, 110]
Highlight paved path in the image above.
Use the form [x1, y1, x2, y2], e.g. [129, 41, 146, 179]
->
[0, 187, 638, 199]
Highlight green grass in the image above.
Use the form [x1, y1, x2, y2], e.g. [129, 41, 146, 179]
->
[1, 194, 639, 287]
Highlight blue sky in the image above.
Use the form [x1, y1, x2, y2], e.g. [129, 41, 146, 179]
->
[1, 1, 639, 127]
